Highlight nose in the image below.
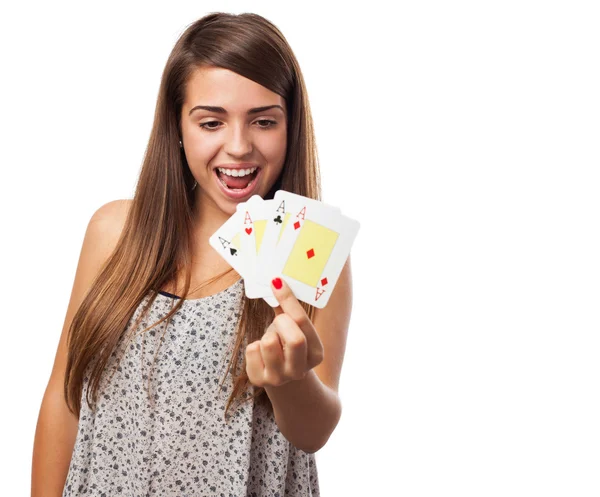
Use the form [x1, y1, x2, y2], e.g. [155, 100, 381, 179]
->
[224, 122, 253, 157]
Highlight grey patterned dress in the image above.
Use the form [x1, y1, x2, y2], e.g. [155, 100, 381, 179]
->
[62, 278, 320, 496]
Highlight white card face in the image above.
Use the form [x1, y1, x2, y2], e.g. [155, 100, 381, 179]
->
[261, 190, 356, 308]
[208, 209, 249, 279]
[256, 191, 341, 288]
[236, 195, 278, 303]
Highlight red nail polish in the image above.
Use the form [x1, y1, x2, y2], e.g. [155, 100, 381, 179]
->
[272, 277, 282, 290]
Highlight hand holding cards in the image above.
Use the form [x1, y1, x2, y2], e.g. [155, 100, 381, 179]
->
[208, 190, 360, 308]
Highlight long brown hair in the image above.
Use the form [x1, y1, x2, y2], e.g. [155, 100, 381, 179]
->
[64, 12, 321, 422]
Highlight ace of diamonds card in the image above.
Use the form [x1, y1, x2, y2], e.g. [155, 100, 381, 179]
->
[259, 190, 359, 309]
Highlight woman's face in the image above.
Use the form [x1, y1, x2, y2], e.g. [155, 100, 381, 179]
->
[180, 66, 287, 217]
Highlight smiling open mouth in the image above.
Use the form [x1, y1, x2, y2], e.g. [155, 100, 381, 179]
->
[215, 167, 259, 191]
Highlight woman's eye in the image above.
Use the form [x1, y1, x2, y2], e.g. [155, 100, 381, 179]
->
[256, 119, 277, 128]
[199, 121, 221, 130]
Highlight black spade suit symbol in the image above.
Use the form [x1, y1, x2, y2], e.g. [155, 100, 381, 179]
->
[274, 215, 282, 224]
[230, 248, 237, 256]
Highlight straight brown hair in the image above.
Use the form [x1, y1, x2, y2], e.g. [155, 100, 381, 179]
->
[64, 12, 321, 422]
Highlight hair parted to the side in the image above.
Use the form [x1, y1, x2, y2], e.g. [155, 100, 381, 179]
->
[63, 12, 321, 423]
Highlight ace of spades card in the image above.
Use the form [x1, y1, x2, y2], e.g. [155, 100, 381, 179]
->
[207, 209, 248, 280]
[258, 190, 358, 308]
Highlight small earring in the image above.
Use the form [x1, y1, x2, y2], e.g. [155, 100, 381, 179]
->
[191, 180, 197, 191]
[179, 140, 183, 148]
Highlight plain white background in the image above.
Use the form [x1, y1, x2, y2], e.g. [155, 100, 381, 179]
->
[1, 1, 599, 495]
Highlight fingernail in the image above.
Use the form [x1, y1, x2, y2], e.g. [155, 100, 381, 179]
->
[272, 277, 282, 290]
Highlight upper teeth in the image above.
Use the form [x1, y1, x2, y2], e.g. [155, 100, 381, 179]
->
[217, 167, 257, 177]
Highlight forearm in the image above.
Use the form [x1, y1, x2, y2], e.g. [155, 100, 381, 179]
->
[31, 388, 79, 496]
[264, 369, 341, 453]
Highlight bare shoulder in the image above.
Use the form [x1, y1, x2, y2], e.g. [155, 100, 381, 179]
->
[87, 199, 132, 258]
[90, 198, 131, 233]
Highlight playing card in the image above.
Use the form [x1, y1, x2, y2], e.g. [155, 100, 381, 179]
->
[208, 209, 249, 280]
[210, 190, 359, 309]
[256, 191, 341, 286]
[236, 195, 278, 306]
[258, 190, 356, 308]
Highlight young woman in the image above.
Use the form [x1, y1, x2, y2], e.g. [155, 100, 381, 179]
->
[32, 12, 353, 496]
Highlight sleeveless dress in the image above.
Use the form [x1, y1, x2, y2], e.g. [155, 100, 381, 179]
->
[62, 278, 320, 496]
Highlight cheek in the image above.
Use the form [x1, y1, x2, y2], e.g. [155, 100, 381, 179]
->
[185, 140, 217, 169]
[261, 132, 287, 163]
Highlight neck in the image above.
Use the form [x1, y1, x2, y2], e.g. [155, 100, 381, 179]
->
[190, 191, 233, 258]
[165, 192, 239, 296]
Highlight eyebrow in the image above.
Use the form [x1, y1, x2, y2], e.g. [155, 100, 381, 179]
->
[188, 104, 285, 116]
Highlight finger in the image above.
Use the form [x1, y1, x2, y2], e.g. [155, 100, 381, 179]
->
[259, 328, 285, 384]
[270, 277, 311, 332]
[272, 313, 308, 378]
[271, 277, 324, 370]
[274, 312, 323, 370]
[245, 340, 264, 385]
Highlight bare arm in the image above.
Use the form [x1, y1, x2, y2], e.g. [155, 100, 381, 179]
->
[262, 257, 352, 453]
[31, 199, 130, 496]
[31, 385, 80, 496]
